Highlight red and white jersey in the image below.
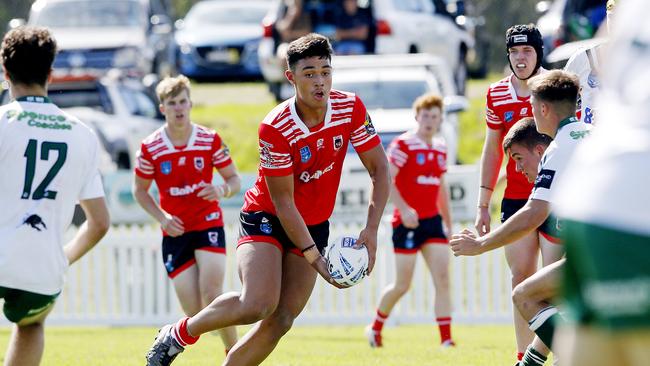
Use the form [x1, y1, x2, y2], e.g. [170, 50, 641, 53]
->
[242, 90, 380, 225]
[485, 75, 535, 199]
[135, 124, 233, 233]
[387, 132, 447, 224]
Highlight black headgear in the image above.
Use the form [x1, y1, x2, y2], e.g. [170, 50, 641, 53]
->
[506, 24, 544, 80]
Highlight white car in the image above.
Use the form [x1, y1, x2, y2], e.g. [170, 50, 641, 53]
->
[331, 54, 467, 220]
[258, 0, 474, 100]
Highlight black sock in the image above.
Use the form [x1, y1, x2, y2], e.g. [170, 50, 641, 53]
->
[519, 345, 547, 366]
[528, 306, 563, 349]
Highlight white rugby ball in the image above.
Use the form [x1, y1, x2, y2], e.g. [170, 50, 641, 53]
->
[325, 236, 369, 287]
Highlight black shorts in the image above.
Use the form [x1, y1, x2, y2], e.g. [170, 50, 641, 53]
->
[238, 211, 329, 256]
[500, 198, 528, 223]
[162, 226, 226, 279]
[392, 215, 448, 254]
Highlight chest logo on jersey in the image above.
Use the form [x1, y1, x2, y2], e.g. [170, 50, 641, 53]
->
[194, 157, 204, 170]
[300, 146, 312, 163]
[504, 111, 515, 123]
[416, 153, 426, 165]
[260, 217, 272, 234]
[178, 157, 186, 166]
[520, 107, 528, 116]
[333, 135, 343, 150]
[161, 161, 172, 175]
[437, 154, 446, 169]
[317, 138, 324, 150]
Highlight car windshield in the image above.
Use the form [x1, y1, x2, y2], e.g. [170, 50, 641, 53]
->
[186, 4, 268, 26]
[33, 1, 143, 28]
[333, 80, 434, 109]
[47, 84, 114, 114]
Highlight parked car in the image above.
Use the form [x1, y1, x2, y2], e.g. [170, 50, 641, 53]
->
[536, 0, 607, 62]
[173, 0, 272, 81]
[331, 54, 467, 220]
[258, 0, 474, 101]
[2, 70, 164, 170]
[11, 0, 174, 76]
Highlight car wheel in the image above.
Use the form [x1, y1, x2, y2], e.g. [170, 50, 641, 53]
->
[455, 47, 468, 95]
[408, 45, 418, 54]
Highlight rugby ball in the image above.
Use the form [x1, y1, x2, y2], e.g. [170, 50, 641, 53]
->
[325, 236, 369, 287]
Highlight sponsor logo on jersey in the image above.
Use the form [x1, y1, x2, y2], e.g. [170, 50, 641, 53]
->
[587, 73, 599, 88]
[22, 214, 47, 231]
[300, 146, 311, 163]
[12, 110, 75, 130]
[178, 157, 186, 166]
[416, 175, 441, 185]
[504, 111, 514, 123]
[534, 169, 555, 189]
[300, 162, 335, 183]
[194, 157, 204, 170]
[416, 153, 425, 165]
[333, 135, 343, 150]
[520, 107, 528, 115]
[363, 113, 376, 135]
[208, 231, 219, 244]
[317, 138, 324, 150]
[205, 211, 220, 221]
[161, 161, 172, 175]
[260, 217, 272, 234]
[169, 181, 208, 196]
[569, 130, 591, 140]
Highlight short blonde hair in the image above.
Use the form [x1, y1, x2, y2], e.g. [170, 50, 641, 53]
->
[412, 93, 443, 115]
[156, 75, 191, 103]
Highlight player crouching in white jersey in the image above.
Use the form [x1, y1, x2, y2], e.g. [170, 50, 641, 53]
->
[0, 27, 110, 366]
[450, 70, 591, 366]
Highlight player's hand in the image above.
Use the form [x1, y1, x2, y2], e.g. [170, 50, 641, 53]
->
[161, 215, 184, 237]
[474, 206, 491, 235]
[309, 253, 350, 289]
[401, 207, 419, 229]
[450, 228, 484, 257]
[356, 227, 378, 275]
[197, 184, 225, 202]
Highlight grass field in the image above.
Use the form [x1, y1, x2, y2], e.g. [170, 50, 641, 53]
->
[0, 324, 518, 365]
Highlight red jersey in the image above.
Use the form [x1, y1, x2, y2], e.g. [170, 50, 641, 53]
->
[242, 90, 380, 225]
[134, 124, 233, 233]
[387, 132, 447, 224]
[485, 75, 535, 199]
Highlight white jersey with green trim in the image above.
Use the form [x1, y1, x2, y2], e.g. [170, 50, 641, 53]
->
[0, 96, 105, 295]
[564, 41, 604, 125]
[554, 0, 650, 237]
[530, 118, 591, 204]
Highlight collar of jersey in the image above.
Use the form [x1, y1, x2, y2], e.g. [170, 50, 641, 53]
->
[16, 95, 52, 103]
[289, 96, 332, 135]
[557, 116, 579, 131]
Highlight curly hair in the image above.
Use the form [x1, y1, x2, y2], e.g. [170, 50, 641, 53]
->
[286, 33, 333, 71]
[1, 27, 57, 86]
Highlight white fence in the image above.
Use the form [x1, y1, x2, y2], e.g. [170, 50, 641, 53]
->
[16, 222, 514, 326]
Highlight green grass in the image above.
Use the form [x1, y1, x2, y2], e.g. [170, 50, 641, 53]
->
[0, 324, 518, 365]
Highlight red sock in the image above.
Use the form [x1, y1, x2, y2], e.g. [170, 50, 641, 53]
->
[371, 310, 388, 332]
[517, 351, 524, 361]
[173, 317, 200, 347]
[436, 316, 452, 343]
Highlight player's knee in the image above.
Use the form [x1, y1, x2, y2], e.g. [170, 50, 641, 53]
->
[239, 298, 278, 323]
[512, 283, 530, 314]
[510, 270, 534, 287]
[392, 282, 411, 296]
[269, 311, 296, 337]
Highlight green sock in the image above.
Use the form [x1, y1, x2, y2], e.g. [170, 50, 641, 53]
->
[519, 345, 547, 366]
[528, 306, 563, 349]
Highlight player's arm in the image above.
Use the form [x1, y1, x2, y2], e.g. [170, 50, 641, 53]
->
[388, 162, 418, 229]
[357, 144, 390, 274]
[64, 197, 110, 265]
[451, 198, 549, 256]
[197, 163, 242, 201]
[475, 127, 505, 234]
[437, 175, 452, 236]
[132, 175, 184, 236]
[265, 174, 348, 289]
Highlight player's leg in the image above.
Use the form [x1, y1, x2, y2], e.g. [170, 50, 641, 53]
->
[194, 227, 238, 351]
[539, 224, 565, 267]
[2, 289, 57, 366]
[512, 258, 564, 351]
[171, 266, 201, 315]
[421, 243, 454, 346]
[504, 230, 540, 358]
[223, 251, 318, 365]
[164, 233, 202, 316]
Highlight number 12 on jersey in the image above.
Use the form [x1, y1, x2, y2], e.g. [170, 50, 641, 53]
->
[22, 139, 68, 200]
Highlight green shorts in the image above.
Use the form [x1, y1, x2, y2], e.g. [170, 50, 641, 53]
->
[0, 286, 59, 323]
[562, 220, 650, 331]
